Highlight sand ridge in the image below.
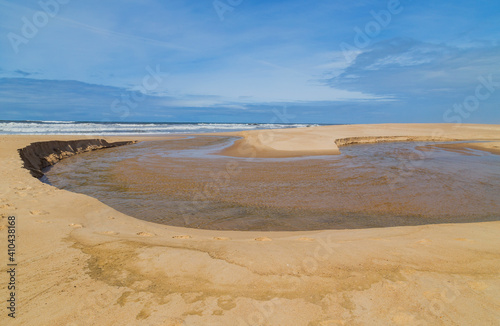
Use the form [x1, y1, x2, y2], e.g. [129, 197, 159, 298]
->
[1, 124, 500, 325]
[219, 123, 500, 158]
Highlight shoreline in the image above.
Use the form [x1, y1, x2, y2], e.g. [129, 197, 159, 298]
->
[2, 123, 500, 325]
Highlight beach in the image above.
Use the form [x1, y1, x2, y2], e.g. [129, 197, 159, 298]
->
[2, 123, 500, 325]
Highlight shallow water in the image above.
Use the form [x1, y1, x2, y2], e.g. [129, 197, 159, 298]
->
[44, 136, 500, 231]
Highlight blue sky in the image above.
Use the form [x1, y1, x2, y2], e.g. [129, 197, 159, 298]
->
[0, 0, 499, 123]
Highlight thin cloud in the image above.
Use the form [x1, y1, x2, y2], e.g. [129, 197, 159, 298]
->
[56, 17, 193, 52]
[327, 38, 500, 97]
[14, 70, 32, 77]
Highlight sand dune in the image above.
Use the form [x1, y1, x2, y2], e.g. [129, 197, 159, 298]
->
[1, 124, 500, 325]
[220, 123, 500, 158]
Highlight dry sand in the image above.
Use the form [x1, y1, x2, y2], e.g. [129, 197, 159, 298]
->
[1, 124, 500, 325]
[220, 123, 500, 158]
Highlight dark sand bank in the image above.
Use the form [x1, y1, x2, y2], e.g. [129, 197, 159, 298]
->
[18, 138, 137, 178]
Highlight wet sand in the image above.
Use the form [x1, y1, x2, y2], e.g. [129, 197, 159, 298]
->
[1, 124, 500, 325]
[423, 141, 500, 155]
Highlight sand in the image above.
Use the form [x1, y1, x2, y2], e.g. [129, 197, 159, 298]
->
[1, 124, 500, 325]
[424, 141, 500, 156]
[220, 123, 500, 158]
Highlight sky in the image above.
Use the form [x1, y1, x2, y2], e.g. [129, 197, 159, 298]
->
[0, 0, 499, 123]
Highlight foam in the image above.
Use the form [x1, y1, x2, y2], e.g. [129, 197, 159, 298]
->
[0, 121, 316, 135]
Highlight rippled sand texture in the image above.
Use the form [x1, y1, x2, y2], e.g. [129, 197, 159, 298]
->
[45, 136, 500, 230]
[4, 125, 500, 325]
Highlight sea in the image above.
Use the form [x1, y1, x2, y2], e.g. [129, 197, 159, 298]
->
[0, 120, 319, 135]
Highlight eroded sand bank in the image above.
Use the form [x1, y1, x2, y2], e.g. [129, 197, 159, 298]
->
[1, 124, 500, 325]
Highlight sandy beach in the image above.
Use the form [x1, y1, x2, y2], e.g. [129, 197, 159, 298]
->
[2, 123, 500, 325]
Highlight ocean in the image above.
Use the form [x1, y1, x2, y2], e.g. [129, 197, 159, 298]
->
[0, 120, 318, 135]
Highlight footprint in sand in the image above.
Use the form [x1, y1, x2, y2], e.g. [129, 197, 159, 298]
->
[319, 320, 345, 326]
[137, 232, 155, 237]
[370, 237, 390, 242]
[69, 223, 83, 228]
[213, 237, 231, 241]
[298, 237, 315, 242]
[416, 239, 432, 245]
[13, 186, 32, 191]
[255, 237, 272, 242]
[99, 231, 119, 235]
[454, 238, 475, 243]
[0, 203, 16, 210]
[30, 210, 49, 215]
[172, 235, 191, 239]
[468, 281, 487, 291]
[15, 192, 27, 197]
[36, 220, 52, 224]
